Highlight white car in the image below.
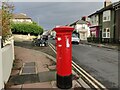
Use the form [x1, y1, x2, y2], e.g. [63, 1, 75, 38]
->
[72, 34, 80, 44]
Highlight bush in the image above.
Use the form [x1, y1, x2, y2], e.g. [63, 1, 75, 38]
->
[11, 23, 43, 35]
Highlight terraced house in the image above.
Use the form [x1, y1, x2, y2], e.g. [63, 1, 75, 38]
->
[88, 0, 120, 44]
[12, 13, 32, 23]
[88, 11, 100, 41]
[98, 1, 115, 43]
[113, 1, 120, 43]
[69, 20, 90, 41]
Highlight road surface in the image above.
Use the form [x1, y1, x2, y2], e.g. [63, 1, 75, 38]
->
[49, 38, 118, 89]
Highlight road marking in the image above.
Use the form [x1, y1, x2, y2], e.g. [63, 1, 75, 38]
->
[72, 61, 106, 89]
[48, 43, 56, 54]
[48, 42, 107, 90]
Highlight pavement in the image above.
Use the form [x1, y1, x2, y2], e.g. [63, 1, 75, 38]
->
[6, 46, 80, 90]
[80, 41, 119, 50]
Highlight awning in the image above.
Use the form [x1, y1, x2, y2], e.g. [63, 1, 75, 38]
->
[90, 27, 97, 31]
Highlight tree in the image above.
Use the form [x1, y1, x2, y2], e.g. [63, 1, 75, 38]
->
[11, 23, 44, 35]
[2, 2, 14, 40]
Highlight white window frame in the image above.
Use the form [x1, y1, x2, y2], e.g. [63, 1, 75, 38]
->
[103, 10, 111, 22]
[102, 28, 110, 38]
[90, 15, 99, 26]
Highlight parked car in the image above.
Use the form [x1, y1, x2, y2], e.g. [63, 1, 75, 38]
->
[72, 34, 80, 44]
[52, 36, 56, 40]
[42, 35, 48, 41]
[32, 38, 47, 47]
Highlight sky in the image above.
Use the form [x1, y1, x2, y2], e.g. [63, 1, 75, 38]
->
[12, 1, 119, 30]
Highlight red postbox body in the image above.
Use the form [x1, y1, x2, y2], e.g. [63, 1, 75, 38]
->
[53, 26, 74, 89]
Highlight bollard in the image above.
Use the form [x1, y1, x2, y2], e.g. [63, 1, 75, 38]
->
[53, 26, 74, 89]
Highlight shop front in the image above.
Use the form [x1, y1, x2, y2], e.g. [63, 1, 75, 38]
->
[90, 26, 99, 38]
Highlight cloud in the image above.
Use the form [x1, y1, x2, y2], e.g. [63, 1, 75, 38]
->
[8, 0, 120, 2]
[13, 2, 103, 30]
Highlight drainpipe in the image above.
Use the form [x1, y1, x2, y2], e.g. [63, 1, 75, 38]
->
[0, 36, 4, 89]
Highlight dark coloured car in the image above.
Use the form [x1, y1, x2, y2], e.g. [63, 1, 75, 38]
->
[32, 38, 47, 47]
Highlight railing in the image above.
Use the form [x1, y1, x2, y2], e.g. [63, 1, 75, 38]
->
[0, 36, 14, 90]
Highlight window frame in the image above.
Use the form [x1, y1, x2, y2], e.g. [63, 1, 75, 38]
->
[103, 10, 111, 22]
[102, 28, 110, 38]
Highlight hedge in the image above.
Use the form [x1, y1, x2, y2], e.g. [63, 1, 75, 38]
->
[11, 23, 44, 35]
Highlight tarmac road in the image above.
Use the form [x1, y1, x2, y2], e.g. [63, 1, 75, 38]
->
[72, 44, 118, 89]
[48, 38, 118, 89]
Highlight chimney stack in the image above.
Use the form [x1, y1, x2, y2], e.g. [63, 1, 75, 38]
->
[104, 0, 112, 7]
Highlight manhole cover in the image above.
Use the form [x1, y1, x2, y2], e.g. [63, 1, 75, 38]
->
[22, 67, 36, 74]
[21, 62, 36, 75]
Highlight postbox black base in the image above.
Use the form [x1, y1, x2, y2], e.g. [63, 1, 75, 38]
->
[57, 74, 72, 89]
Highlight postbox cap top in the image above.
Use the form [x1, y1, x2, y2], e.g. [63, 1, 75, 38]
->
[53, 26, 74, 33]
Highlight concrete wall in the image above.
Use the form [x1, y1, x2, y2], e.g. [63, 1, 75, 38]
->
[0, 36, 4, 89]
[0, 36, 14, 89]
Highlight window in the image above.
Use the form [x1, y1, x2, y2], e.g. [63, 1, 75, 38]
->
[102, 28, 110, 38]
[82, 24, 85, 29]
[104, 17, 107, 20]
[82, 26, 85, 29]
[107, 33, 110, 37]
[90, 15, 98, 26]
[103, 10, 111, 22]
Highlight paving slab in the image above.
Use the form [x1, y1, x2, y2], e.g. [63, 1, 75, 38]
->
[24, 62, 35, 67]
[22, 82, 52, 88]
[38, 71, 56, 82]
[10, 70, 20, 76]
[48, 65, 56, 71]
[21, 67, 36, 74]
[51, 80, 81, 89]
[8, 74, 39, 85]
[6, 85, 22, 90]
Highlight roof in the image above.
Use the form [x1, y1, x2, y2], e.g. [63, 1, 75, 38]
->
[77, 20, 87, 24]
[70, 20, 87, 26]
[88, 11, 99, 17]
[97, 3, 113, 13]
[88, 1, 119, 17]
[12, 13, 32, 19]
[113, 1, 120, 7]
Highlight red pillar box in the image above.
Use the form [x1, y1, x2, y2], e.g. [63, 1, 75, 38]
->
[53, 26, 74, 89]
